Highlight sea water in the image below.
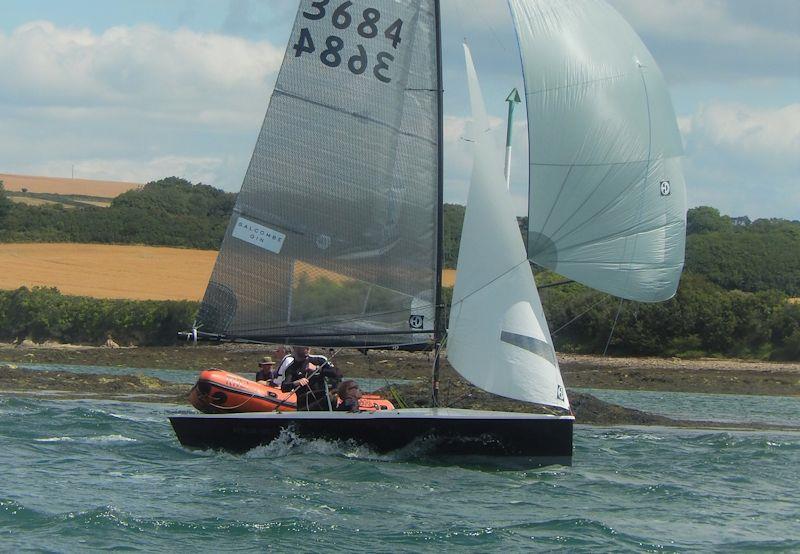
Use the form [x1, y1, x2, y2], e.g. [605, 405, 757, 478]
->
[1, 371, 798, 552]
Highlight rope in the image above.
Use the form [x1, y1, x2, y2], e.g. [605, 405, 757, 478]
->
[207, 390, 258, 411]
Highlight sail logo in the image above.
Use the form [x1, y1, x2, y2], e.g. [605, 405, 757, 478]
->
[232, 217, 286, 254]
[660, 181, 671, 196]
[408, 315, 424, 329]
[556, 385, 565, 401]
[315, 234, 331, 250]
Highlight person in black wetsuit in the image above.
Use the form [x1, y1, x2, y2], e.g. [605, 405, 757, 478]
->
[280, 346, 342, 411]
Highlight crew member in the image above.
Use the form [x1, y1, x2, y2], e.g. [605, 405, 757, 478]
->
[280, 346, 341, 410]
[336, 380, 363, 412]
[255, 356, 275, 384]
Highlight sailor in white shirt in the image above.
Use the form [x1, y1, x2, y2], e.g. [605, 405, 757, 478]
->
[270, 345, 328, 388]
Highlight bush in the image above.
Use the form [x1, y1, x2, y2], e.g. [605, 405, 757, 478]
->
[0, 287, 197, 346]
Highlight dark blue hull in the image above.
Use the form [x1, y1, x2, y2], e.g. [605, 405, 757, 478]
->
[169, 408, 573, 460]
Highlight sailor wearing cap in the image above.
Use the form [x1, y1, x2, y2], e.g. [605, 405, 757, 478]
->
[255, 356, 275, 384]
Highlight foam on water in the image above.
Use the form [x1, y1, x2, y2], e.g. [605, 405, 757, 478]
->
[240, 427, 441, 464]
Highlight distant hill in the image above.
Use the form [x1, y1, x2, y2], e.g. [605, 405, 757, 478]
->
[1, 179, 798, 359]
[2, 177, 799, 295]
[0, 177, 234, 250]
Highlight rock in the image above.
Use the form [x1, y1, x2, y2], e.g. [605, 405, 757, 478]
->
[104, 338, 120, 349]
[17, 339, 36, 349]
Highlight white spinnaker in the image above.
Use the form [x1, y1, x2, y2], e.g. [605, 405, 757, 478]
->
[447, 44, 569, 410]
[508, 0, 687, 302]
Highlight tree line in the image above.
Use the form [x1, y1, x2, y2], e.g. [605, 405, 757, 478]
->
[0, 287, 196, 346]
[0, 177, 234, 250]
[0, 180, 798, 358]
[3, 276, 797, 360]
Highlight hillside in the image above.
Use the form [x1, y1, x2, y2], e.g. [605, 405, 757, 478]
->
[685, 207, 800, 295]
[2, 178, 799, 295]
[1, 178, 798, 359]
[0, 177, 234, 249]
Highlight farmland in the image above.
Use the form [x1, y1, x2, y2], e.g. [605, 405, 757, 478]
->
[0, 173, 141, 197]
[0, 243, 215, 301]
[0, 243, 457, 300]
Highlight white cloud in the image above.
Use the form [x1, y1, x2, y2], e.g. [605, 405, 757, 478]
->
[680, 102, 799, 219]
[609, 0, 800, 82]
[0, 21, 283, 118]
[0, 20, 284, 188]
[687, 102, 800, 170]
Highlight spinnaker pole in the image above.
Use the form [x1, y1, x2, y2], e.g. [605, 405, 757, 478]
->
[504, 88, 521, 190]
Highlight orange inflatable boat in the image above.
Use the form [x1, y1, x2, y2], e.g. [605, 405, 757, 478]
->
[189, 369, 394, 414]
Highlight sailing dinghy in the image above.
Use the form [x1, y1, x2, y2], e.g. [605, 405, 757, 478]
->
[170, 0, 686, 461]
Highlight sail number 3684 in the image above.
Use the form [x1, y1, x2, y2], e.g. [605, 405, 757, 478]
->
[294, 0, 403, 84]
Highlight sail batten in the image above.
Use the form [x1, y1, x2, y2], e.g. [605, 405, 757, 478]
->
[509, 0, 687, 303]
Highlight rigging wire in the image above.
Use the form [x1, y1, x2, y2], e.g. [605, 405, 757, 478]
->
[550, 295, 611, 336]
[603, 298, 625, 356]
[365, 349, 408, 409]
[432, 332, 448, 406]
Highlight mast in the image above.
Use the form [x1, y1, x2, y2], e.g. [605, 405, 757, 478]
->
[432, 0, 444, 407]
[503, 88, 521, 190]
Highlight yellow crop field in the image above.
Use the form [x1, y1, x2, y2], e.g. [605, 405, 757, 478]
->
[0, 244, 216, 301]
[0, 244, 460, 302]
[75, 200, 113, 208]
[0, 173, 142, 198]
[9, 197, 71, 208]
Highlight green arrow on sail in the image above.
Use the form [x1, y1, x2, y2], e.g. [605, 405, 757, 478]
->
[504, 88, 521, 189]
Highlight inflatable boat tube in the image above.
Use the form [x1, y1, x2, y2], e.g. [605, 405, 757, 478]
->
[189, 369, 394, 414]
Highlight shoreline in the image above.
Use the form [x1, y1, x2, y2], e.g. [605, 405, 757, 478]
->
[1, 364, 798, 432]
[1, 343, 798, 397]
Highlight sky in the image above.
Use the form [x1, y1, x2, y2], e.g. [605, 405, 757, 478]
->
[0, 0, 798, 220]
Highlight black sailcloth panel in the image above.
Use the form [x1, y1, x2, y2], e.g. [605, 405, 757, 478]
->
[199, 0, 439, 348]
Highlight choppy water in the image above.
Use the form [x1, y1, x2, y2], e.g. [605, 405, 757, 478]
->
[1, 369, 799, 552]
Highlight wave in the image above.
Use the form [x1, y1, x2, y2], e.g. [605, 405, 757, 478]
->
[34, 434, 137, 444]
[240, 428, 434, 462]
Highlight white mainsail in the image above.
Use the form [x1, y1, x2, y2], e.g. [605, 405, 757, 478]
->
[508, 0, 687, 302]
[447, 45, 569, 410]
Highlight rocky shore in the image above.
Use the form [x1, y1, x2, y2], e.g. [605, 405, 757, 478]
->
[2, 342, 798, 396]
[1, 341, 798, 430]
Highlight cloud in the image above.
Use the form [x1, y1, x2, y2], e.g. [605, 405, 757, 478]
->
[680, 102, 800, 219]
[0, 21, 283, 118]
[686, 102, 800, 173]
[221, 0, 298, 38]
[608, 0, 800, 82]
[0, 20, 284, 188]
